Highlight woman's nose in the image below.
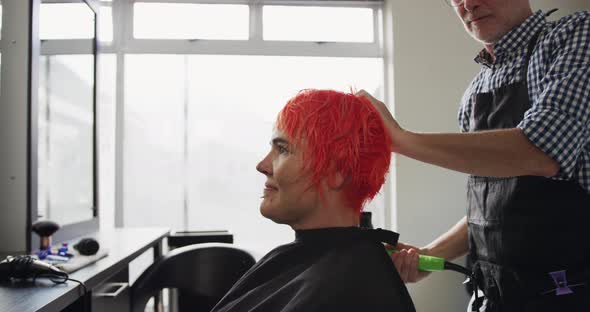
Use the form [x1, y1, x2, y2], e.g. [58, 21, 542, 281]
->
[256, 155, 272, 176]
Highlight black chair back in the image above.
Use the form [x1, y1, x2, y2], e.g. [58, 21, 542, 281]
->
[130, 243, 256, 312]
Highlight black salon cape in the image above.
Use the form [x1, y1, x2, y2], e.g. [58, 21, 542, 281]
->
[210, 227, 416, 312]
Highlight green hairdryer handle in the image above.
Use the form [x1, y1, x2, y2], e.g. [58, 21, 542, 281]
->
[385, 248, 445, 272]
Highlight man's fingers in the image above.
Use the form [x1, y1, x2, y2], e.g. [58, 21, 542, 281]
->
[395, 242, 411, 250]
[389, 241, 426, 284]
[391, 247, 422, 283]
[407, 249, 420, 282]
[355, 89, 400, 141]
[355, 89, 369, 97]
[356, 89, 382, 107]
[391, 251, 401, 272]
[399, 249, 410, 282]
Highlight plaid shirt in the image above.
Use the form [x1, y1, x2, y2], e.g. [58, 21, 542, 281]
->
[458, 10, 590, 192]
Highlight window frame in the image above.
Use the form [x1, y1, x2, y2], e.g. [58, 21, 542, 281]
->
[123, 0, 382, 57]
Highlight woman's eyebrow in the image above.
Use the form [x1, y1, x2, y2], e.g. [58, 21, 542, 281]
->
[271, 138, 290, 146]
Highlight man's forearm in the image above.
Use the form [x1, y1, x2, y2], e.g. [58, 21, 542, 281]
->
[424, 216, 469, 261]
[394, 128, 559, 177]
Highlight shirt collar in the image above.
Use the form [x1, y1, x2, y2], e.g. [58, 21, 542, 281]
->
[474, 10, 546, 67]
[294, 227, 399, 246]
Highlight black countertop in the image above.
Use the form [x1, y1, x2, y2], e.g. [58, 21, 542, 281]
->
[0, 227, 169, 312]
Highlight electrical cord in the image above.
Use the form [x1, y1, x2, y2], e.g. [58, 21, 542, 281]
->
[36, 274, 89, 312]
[444, 261, 482, 312]
[444, 261, 471, 275]
[382, 241, 484, 310]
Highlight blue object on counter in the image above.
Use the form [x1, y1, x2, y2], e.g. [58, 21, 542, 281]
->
[37, 249, 48, 260]
[58, 243, 69, 257]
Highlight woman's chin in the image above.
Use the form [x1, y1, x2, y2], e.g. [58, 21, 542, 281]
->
[260, 203, 287, 224]
[259, 201, 273, 218]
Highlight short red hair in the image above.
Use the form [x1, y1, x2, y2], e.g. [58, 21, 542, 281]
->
[276, 89, 392, 214]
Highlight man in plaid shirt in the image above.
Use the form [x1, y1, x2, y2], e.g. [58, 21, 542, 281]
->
[358, 0, 590, 311]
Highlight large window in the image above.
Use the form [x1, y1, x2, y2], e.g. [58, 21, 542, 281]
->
[47, 0, 387, 256]
[124, 54, 384, 253]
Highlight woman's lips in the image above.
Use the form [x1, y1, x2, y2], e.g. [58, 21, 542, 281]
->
[265, 183, 278, 190]
[263, 184, 278, 196]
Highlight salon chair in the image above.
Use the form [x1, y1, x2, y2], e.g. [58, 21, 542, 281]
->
[130, 243, 256, 312]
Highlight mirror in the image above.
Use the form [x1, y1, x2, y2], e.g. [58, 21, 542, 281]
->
[37, 0, 97, 227]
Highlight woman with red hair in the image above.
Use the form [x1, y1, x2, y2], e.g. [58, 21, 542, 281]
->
[211, 89, 415, 312]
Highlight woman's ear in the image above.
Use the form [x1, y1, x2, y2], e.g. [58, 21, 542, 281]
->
[327, 170, 346, 190]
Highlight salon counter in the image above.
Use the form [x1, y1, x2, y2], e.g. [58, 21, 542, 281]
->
[0, 227, 169, 312]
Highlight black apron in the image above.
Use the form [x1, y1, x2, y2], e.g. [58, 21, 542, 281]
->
[466, 30, 590, 312]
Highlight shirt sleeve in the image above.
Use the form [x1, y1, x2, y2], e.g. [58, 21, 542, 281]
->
[518, 13, 590, 179]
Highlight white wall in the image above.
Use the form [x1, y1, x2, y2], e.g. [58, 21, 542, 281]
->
[387, 1, 590, 311]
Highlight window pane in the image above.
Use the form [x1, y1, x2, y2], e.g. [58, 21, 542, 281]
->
[99, 5, 113, 43]
[264, 6, 374, 42]
[97, 54, 117, 230]
[38, 55, 95, 224]
[134, 3, 248, 40]
[124, 55, 186, 229]
[40, 3, 95, 40]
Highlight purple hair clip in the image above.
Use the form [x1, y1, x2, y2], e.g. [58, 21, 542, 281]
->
[549, 270, 574, 296]
[542, 270, 586, 296]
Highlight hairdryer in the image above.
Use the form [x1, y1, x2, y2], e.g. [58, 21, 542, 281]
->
[384, 247, 470, 274]
[359, 212, 468, 273]
[0, 255, 67, 281]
